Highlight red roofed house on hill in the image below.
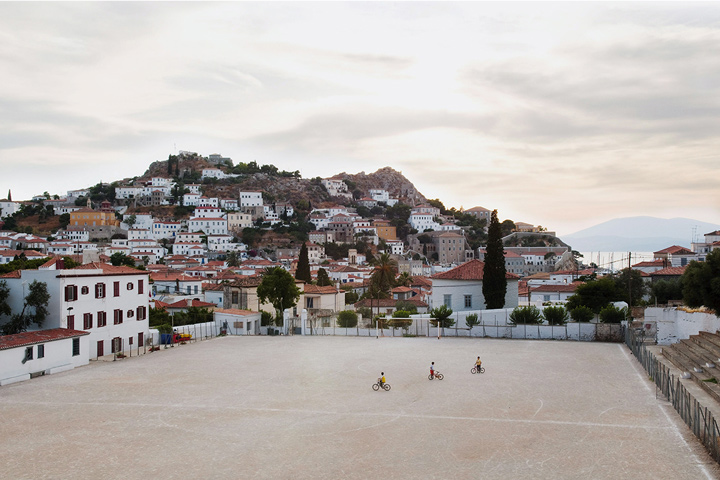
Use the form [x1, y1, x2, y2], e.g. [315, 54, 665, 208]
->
[653, 246, 699, 268]
[430, 259, 520, 311]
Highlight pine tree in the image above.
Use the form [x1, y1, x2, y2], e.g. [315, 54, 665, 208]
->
[295, 243, 312, 283]
[482, 209, 507, 309]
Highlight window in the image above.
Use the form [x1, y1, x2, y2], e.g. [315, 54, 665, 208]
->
[136, 306, 146, 321]
[443, 295, 452, 308]
[95, 283, 105, 298]
[113, 309, 123, 325]
[127, 282, 134, 291]
[464, 295, 472, 309]
[97, 311, 107, 327]
[113, 282, 120, 297]
[81, 286, 89, 295]
[127, 309, 134, 318]
[138, 280, 144, 295]
[64, 285, 78, 302]
[72, 338, 80, 356]
[25, 346, 33, 361]
[38, 344, 44, 359]
[83, 313, 93, 330]
[67, 315, 75, 330]
[231, 292, 239, 304]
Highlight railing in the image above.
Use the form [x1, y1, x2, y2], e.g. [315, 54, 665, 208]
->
[626, 328, 720, 462]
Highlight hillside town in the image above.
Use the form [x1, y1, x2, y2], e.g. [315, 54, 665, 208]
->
[1, 151, 720, 386]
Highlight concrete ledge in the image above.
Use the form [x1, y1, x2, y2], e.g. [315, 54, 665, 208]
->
[46, 364, 73, 375]
[1, 373, 31, 386]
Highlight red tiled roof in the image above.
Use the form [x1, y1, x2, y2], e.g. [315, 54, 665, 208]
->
[391, 286, 413, 293]
[0, 328, 89, 351]
[71, 262, 144, 275]
[530, 283, 582, 293]
[431, 259, 519, 281]
[652, 266, 687, 276]
[304, 285, 339, 294]
[654, 245, 694, 255]
[632, 260, 665, 268]
[166, 299, 217, 309]
[410, 276, 433, 287]
[355, 297, 428, 308]
[0, 270, 21, 278]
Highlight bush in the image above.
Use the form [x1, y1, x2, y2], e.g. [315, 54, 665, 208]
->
[570, 306, 594, 323]
[260, 310, 273, 326]
[389, 310, 412, 330]
[156, 324, 173, 334]
[337, 310, 358, 328]
[394, 301, 418, 314]
[599, 305, 627, 323]
[543, 306, 569, 326]
[509, 306, 543, 325]
[430, 305, 455, 328]
[465, 313, 480, 329]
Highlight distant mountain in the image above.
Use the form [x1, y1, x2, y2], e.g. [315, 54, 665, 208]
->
[562, 217, 720, 252]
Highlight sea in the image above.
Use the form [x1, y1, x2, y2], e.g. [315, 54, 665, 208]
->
[579, 251, 654, 272]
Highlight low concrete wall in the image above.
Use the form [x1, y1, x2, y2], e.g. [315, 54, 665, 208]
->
[645, 307, 720, 345]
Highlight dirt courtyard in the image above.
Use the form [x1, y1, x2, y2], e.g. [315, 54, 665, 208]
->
[2, 336, 719, 479]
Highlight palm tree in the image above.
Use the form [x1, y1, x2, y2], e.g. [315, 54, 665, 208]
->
[369, 253, 397, 325]
[395, 271, 412, 287]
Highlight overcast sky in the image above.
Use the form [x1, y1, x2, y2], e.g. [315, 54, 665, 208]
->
[1, 2, 719, 236]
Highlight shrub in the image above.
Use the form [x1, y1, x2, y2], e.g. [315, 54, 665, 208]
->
[156, 323, 173, 334]
[337, 310, 358, 328]
[465, 313, 480, 329]
[389, 310, 412, 330]
[599, 305, 627, 323]
[260, 310, 273, 326]
[543, 306, 569, 326]
[430, 305, 455, 328]
[570, 306, 594, 323]
[394, 301, 418, 314]
[509, 306, 543, 325]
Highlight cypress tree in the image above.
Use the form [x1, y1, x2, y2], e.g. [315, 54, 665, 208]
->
[482, 209, 507, 309]
[295, 242, 312, 283]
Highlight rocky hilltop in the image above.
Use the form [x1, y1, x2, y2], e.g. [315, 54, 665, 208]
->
[334, 167, 427, 205]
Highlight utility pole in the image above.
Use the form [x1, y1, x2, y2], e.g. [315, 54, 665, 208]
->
[628, 252, 632, 317]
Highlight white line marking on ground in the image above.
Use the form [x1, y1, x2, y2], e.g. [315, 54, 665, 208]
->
[2, 399, 674, 430]
[619, 343, 714, 480]
[533, 399, 544, 417]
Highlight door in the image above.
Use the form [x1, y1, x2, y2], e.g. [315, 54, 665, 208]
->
[138, 332, 144, 350]
[97, 340, 103, 358]
[67, 315, 75, 330]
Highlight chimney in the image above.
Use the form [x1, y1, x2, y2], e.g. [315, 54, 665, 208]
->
[57, 258, 65, 270]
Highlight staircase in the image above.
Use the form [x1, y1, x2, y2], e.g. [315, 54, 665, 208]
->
[662, 331, 720, 403]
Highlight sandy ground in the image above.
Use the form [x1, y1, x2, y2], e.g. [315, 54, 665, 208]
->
[2, 336, 720, 480]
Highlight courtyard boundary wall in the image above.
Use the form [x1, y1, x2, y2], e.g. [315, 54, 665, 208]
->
[626, 327, 720, 463]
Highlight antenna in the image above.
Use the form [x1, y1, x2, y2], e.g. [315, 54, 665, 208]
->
[692, 225, 698, 244]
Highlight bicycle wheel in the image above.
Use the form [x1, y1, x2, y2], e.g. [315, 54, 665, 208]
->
[436, 373, 444, 380]
[372, 383, 379, 391]
[383, 383, 391, 391]
[471, 367, 477, 374]
[480, 367, 485, 374]
[428, 374, 434, 380]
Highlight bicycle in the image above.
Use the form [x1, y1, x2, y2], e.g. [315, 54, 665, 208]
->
[428, 372, 444, 380]
[372, 380, 391, 391]
[471, 365, 485, 374]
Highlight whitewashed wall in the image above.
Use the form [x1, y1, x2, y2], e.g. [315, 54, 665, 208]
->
[645, 307, 720, 345]
[0, 336, 89, 386]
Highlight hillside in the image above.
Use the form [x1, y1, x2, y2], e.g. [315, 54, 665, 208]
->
[563, 216, 720, 251]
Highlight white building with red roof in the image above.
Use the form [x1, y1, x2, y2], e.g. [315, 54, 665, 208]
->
[0, 261, 150, 360]
[430, 259, 520, 311]
[653, 245, 699, 267]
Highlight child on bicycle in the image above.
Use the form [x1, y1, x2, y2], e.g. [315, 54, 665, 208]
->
[430, 362, 435, 379]
[379, 372, 386, 387]
[475, 356, 482, 370]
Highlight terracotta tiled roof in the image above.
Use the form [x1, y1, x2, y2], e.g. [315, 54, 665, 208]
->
[166, 299, 217, 309]
[431, 259, 519, 281]
[654, 245, 694, 255]
[652, 266, 687, 276]
[214, 308, 258, 316]
[0, 270, 21, 278]
[391, 286, 413, 293]
[530, 283, 582, 293]
[355, 297, 428, 308]
[71, 262, 143, 275]
[632, 260, 665, 268]
[0, 328, 89, 351]
[410, 276, 433, 287]
[304, 285, 339, 294]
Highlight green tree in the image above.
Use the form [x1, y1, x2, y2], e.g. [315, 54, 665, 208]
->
[543, 306, 569, 326]
[316, 268, 332, 287]
[389, 310, 412, 330]
[465, 313, 480, 329]
[483, 209, 507, 309]
[0, 280, 11, 320]
[370, 253, 397, 296]
[500, 219, 516, 237]
[125, 214, 137, 229]
[226, 251, 240, 267]
[509, 306, 543, 325]
[570, 306, 594, 323]
[651, 279, 683, 305]
[337, 310, 358, 328]
[566, 277, 618, 314]
[257, 267, 301, 325]
[394, 271, 412, 287]
[1, 281, 50, 335]
[149, 307, 171, 328]
[295, 243, 312, 283]
[394, 300, 418, 314]
[682, 250, 720, 315]
[110, 252, 136, 267]
[613, 268, 647, 306]
[430, 304, 455, 328]
[59, 213, 71, 229]
[599, 305, 627, 323]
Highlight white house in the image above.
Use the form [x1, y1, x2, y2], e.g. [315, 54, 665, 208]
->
[0, 200, 21, 219]
[188, 217, 228, 235]
[430, 259, 520, 310]
[239, 191, 263, 207]
[220, 198, 239, 211]
[193, 206, 224, 218]
[214, 309, 261, 335]
[152, 221, 182, 240]
[0, 329, 90, 386]
[207, 234, 233, 251]
[115, 186, 144, 199]
[0, 261, 151, 360]
[202, 168, 225, 179]
[198, 197, 220, 208]
[369, 189, 390, 203]
[183, 193, 201, 207]
[409, 213, 441, 232]
[321, 178, 352, 198]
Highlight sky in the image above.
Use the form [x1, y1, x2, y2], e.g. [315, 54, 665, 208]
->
[1, 2, 719, 236]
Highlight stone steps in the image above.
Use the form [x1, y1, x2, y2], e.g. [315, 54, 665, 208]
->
[663, 337, 720, 404]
